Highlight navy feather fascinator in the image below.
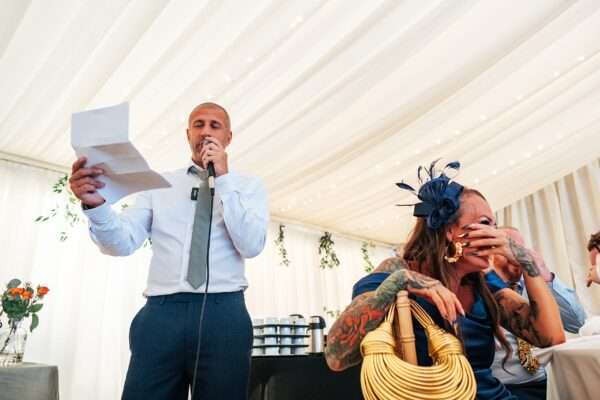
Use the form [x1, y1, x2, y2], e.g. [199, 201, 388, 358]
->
[396, 160, 464, 230]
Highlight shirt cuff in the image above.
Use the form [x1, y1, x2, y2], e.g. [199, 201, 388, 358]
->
[215, 172, 239, 196]
[82, 201, 113, 224]
[485, 270, 509, 294]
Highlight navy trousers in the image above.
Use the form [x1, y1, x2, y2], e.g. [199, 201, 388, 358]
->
[506, 379, 547, 400]
[122, 291, 253, 400]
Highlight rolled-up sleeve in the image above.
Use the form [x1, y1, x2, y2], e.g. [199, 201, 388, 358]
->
[547, 275, 587, 333]
[215, 172, 269, 258]
[84, 192, 152, 256]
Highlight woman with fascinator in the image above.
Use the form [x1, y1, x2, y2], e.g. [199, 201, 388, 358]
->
[325, 161, 565, 399]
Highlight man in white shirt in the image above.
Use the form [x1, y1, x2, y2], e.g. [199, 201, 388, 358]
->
[69, 103, 269, 400]
[490, 227, 586, 400]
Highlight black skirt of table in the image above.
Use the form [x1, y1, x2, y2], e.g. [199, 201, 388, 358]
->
[249, 354, 363, 400]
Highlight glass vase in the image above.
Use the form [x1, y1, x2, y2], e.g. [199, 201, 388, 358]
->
[0, 319, 28, 366]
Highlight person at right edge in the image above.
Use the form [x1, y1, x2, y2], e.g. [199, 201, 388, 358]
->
[324, 160, 565, 400]
[490, 227, 586, 400]
[586, 231, 600, 286]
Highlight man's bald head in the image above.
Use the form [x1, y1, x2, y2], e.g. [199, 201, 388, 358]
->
[500, 226, 525, 245]
[188, 102, 231, 130]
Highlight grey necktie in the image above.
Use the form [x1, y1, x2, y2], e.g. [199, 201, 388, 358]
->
[187, 166, 211, 289]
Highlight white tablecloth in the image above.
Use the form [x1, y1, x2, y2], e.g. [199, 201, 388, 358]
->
[535, 336, 600, 400]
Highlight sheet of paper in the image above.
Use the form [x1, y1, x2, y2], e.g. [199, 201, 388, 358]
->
[71, 102, 171, 204]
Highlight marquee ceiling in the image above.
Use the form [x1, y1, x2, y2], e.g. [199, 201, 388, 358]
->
[1, 0, 600, 244]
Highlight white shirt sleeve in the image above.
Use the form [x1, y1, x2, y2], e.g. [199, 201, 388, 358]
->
[83, 191, 152, 256]
[215, 172, 269, 258]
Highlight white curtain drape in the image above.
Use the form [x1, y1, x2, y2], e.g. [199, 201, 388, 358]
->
[496, 160, 600, 315]
[0, 159, 392, 400]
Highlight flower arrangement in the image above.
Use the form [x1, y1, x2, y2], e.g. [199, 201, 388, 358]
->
[1, 279, 49, 332]
[0, 279, 49, 365]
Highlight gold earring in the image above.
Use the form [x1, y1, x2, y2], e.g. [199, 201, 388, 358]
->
[444, 242, 464, 263]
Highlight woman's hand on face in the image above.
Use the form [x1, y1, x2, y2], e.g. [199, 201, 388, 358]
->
[461, 224, 541, 278]
[459, 224, 515, 262]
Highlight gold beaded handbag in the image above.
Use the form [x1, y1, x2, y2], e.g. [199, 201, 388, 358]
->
[360, 291, 476, 400]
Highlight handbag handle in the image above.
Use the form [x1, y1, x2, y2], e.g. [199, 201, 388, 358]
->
[394, 290, 417, 364]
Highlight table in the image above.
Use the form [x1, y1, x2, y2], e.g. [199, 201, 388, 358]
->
[0, 362, 59, 400]
[249, 354, 363, 400]
[535, 336, 600, 400]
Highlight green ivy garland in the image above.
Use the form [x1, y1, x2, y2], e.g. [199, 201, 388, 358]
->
[273, 224, 290, 267]
[361, 241, 376, 272]
[34, 175, 150, 246]
[318, 232, 340, 269]
[323, 306, 341, 319]
[34, 174, 81, 241]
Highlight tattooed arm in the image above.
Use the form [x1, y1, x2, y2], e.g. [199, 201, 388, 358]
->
[497, 239, 565, 347]
[468, 225, 566, 347]
[325, 257, 463, 371]
[495, 288, 564, 347]
[506, 237, 540, 278]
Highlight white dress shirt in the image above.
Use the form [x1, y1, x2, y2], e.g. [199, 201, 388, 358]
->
[83, 162, 269, 296]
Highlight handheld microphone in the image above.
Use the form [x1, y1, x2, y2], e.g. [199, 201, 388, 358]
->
[203, 139, 216, 196]
[207, 161, 215, 196]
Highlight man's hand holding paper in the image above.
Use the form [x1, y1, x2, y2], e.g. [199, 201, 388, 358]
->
[69, 102, 171, 206]
[69, 157, 106, 207]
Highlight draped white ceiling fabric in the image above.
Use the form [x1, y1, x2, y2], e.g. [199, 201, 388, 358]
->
[2, 0, 600, 245]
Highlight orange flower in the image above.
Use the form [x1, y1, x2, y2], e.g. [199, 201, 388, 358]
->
[37, 287, 49, 296]
[21, 290, 33, 300]
[8, 287, 24, 297]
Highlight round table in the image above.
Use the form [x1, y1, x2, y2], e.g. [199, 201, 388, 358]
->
[535, 336, 600, 400]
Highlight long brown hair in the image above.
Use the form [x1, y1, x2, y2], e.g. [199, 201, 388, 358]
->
[402, 188, 512, 364]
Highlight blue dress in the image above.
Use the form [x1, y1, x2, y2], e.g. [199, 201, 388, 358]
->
[352, 272, 517, 400]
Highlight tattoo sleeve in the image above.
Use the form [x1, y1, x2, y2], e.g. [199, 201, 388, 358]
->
[508, 238, 540, 277]
[325, 257, 440, 370]
[495, 290, 553, 347]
